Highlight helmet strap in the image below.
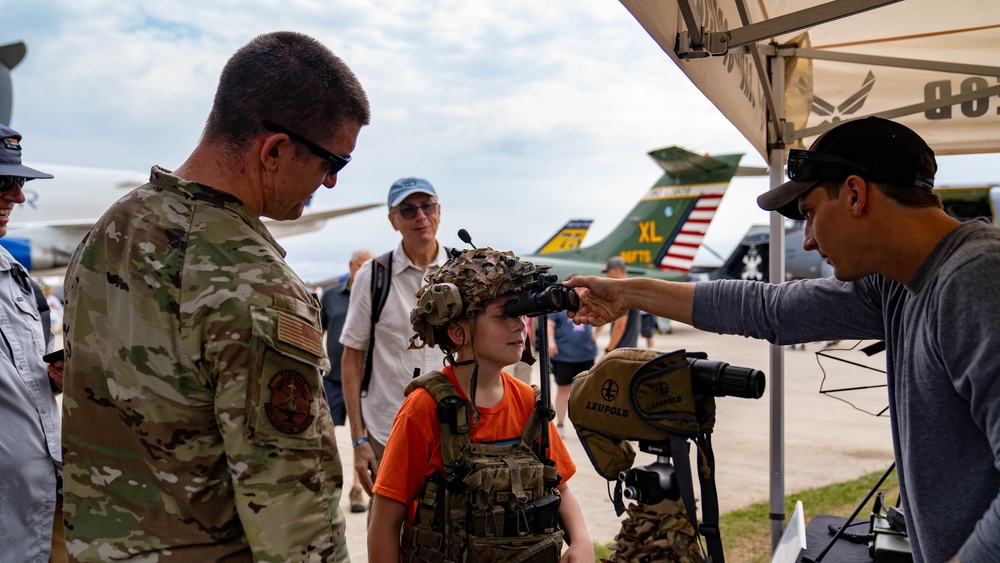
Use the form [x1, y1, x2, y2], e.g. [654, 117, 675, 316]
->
[466, 312, 482, 428]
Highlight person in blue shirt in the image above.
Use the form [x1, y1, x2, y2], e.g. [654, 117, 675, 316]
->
[546, 273, 597, 428]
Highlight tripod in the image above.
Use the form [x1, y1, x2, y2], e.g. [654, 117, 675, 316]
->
[603, 440, 714, 563]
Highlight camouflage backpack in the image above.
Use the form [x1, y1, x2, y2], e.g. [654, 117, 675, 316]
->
[400, 371, 564, 563]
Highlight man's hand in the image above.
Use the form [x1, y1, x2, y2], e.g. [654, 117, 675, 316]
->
[564, 276, 629, 327]
[354, 441, 379, 495]
[47, 359, 64, 392]
[341, 346, 379, 492]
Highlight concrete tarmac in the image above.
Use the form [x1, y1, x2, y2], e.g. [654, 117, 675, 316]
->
[335, 323, 895, 559]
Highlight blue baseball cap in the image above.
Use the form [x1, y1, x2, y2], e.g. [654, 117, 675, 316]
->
[387, 177, 437, 210]
[0, 124, 53, 180]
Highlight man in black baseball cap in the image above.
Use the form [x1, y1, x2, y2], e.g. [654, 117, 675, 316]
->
[758, 116, 936, 221]
[564, 116, 1000, 561]
[0, 123, 63, 562]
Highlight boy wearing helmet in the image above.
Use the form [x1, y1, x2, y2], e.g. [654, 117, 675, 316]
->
[368, 248, 593, 562]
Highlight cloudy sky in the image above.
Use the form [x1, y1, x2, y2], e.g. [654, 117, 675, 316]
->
[3, 0, 997, 283]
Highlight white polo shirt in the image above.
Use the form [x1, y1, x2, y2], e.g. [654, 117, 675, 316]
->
[340, 241, 449, 444]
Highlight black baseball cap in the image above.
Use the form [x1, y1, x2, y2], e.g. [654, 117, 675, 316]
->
[0, 124, 53, 180]
[757, 117, 935, 220]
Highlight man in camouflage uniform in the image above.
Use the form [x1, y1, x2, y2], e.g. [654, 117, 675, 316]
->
[61, 32, 369, 562]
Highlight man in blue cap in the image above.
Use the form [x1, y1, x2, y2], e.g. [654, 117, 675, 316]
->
[340, 177, 449, 498]
[0, 124, 63, 561]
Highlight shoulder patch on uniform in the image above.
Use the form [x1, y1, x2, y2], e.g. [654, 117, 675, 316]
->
[277, 311, 323, 357]
[264, 370, 316, 434]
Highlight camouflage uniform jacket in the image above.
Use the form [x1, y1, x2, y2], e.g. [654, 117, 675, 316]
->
[62, 166, 347, 562]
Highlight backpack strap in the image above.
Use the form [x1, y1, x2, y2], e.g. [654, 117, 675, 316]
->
[361, 250, 393, 397]
[361, 247, 452, 396]
[521, 385, 556, 461]
[29, 275, 52, 348]
[405, 371, 471, 470]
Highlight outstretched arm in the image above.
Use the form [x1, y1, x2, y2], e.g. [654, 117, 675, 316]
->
[565, 276, 696, 327]
[341, 345, 378, 494]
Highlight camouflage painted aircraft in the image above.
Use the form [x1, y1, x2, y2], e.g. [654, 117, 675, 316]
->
[523, 146, 746, 281]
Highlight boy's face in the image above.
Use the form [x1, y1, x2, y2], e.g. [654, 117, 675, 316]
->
[470, 295, 526, 367]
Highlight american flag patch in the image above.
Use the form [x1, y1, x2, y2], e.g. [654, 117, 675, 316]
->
[277, 312, 323, 357]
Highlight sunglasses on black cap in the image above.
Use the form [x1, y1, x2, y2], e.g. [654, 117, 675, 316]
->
[786, 149, 868, 181]
[0, 176, 25, 193]
[263, 121, 351, 175]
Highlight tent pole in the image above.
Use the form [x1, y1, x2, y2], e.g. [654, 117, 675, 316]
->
[767, 50, 787, 552]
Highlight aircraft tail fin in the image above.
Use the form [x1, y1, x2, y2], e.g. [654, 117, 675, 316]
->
[542, 146, 742, 275]
[0, 42, 27, 127]
[534, 219, 593, 254]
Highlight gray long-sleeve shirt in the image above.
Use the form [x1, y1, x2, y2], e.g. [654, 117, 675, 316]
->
[693, 219, 1000, 563]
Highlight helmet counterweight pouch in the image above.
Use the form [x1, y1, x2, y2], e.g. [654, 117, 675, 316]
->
[569, 348, 724, 562]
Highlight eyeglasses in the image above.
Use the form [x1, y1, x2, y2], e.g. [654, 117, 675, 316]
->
[394, 202, 438, 220]
[263, 121, 351, 175]
[786, 149, 867, 180]
[0, 176, 25, 193]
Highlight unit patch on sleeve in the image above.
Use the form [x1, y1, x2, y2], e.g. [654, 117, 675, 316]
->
[264, 370, 316, 434]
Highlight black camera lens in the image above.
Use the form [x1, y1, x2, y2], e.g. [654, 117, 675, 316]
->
[689, 358, 765, 399]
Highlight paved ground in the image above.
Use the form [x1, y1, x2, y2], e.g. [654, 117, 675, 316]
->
[335, 323, 895, 559]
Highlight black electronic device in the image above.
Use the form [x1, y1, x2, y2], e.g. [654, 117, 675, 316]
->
[503, 272, 579, 319]
[43, 349, 64, 363]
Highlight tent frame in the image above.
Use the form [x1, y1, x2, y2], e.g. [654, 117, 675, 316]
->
[667, 0, 1000, 548]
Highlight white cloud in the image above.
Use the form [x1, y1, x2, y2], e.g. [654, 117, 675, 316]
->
[1, 0, 995, 282]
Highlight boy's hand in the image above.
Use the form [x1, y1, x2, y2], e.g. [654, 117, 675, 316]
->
[564, 276, 628, 327]
[560, 540, 595, 563]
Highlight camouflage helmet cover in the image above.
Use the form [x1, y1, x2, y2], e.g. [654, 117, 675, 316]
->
[409, 247, 549, 349]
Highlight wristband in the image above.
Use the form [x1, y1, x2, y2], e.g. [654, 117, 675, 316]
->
[352, 436, 369, 448]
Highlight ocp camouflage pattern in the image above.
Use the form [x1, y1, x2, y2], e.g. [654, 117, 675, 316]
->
[62, 167, 348, 562]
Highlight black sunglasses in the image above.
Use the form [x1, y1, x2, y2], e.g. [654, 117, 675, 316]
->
[263, 121, 351, 175]
[786, 149, 867, 180]
[394, 202, 438, 220]
[0, 176, 25, 192]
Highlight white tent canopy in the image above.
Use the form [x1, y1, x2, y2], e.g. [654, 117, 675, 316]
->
[618, 0, 1000, 547]
[622, 0, 1000, 157]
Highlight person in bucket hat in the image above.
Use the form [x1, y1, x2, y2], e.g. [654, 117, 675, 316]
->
[0, 124, 64, 562]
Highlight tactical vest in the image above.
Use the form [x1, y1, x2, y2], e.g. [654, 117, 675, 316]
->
[400, 371, 564, 563]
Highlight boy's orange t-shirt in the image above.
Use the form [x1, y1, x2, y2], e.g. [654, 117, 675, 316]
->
[373, 365, 577, 524]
